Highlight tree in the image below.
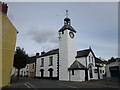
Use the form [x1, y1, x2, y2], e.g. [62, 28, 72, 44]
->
[13, 47, 28, 79]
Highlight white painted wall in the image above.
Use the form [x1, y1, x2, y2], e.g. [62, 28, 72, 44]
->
[76, 51, 103, 80]
[36, 54, 58, 78]
[36, 57, 41, 77]
[99, 68, 103, 79]
[76, 52, 97, 80]
[87, 52, 95, 67]
[12, 67, 18, 76]
[101, 64, 106, 76]
[59, 29, 76, 81]
[70, 70, 85, 82]
[92, 67, 103, 80]
[87, 52, 99, 80]
[20, 64, 29, 77]
[94, 72, 98, 79]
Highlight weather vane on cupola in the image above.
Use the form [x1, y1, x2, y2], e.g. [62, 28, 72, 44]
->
[66, 9, 69, 18]
[64, 9, 71, 25]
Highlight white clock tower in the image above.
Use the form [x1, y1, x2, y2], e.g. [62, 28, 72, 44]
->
[59, 10, 77, 81]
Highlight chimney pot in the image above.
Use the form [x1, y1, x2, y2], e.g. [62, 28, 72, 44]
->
[36, 53, 39, 56]
[41, 51, 45, 55]
[0, 2, 8, 14]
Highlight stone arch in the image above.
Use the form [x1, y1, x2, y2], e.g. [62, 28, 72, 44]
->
[48, 68, 54, 78]
[40, 69, 44, 78]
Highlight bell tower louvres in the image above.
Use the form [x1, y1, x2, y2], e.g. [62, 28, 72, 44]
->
[59, 10, 77, 81]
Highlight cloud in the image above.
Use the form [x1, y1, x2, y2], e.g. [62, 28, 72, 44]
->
[27, 27, 58, 45]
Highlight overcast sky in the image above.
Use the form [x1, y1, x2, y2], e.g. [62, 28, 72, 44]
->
[7, 2, 118, 60]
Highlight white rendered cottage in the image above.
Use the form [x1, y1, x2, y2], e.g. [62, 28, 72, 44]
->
[36, 49, 59, 79]
[35, 11, 103, 81]
[20, 64, 29, 77]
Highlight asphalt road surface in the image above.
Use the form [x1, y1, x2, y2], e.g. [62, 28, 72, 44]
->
[3, 77, 120, 89]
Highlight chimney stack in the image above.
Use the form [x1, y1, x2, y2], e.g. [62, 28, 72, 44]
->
[36, 53, 39, 57]
[0, 2, 8, 14]
[41, 51, 45, 55]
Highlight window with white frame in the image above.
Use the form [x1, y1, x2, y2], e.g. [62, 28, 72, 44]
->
[92, 57, 93, 63]
[41, 58, 44, 67]
[49, 56, 53, 66]
[89, 56, 91, 62]
[89, 67, 93, 78]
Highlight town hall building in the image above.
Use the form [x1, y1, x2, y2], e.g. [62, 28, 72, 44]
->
[35, 10, 103, 82]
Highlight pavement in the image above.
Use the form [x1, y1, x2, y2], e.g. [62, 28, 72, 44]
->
[2, 76, 120, 89]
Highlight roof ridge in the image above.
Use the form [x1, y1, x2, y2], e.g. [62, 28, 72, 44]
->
[77, 49, 90, 52]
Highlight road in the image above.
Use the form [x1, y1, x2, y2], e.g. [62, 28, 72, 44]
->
[2, 77, 120, 89]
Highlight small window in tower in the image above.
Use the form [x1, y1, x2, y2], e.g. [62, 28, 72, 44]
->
[64, 21, 67, 25]
[72, 70, 74, 75]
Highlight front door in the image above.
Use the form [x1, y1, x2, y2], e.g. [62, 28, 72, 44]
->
[40, 69, 44, 78]
[49, 70, 53, 78]
[48, 68, 53, 78]
[85, 69, 88, 81]
[41, 70, 44, 78]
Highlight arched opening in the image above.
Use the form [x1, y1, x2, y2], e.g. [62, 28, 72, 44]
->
[40, 69, 44, 78]
[89, 68, 93, 78]
[88, 63, 94, 78]
[48, 68, 53, 78]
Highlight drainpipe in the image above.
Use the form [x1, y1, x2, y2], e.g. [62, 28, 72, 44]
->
[69, 70, 71, 81]
[85, 57, 88, 81]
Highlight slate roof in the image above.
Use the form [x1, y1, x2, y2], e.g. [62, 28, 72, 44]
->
[58, 25, 76, 33]
[36, 48, 98, 69]
[106, 58, 120, 64]
[95, 57, 103, 64]
[26, 56, 37, 64]
[68, 60, 86, 70]
[38, 48, 59, 58]
[107, 58, 117, 64]
[37, 48, 96, 59]
[75, 48, 95, 58]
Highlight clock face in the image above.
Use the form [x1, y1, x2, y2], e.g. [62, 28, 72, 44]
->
[69, 32, 74, 38]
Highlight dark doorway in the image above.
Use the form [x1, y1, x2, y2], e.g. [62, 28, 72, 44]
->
[97, 67, 100, 79]
[89, 68, 93, 78]
[40, 69, 44, 78]
[109, 66, 120, 77]
[48, 68, 53, 78]
[85, 69, 88, 81]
